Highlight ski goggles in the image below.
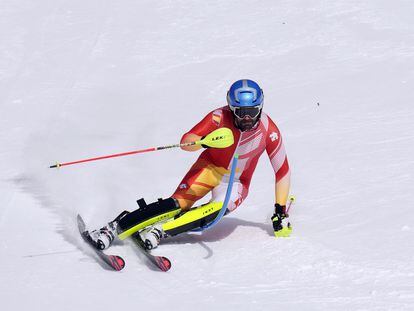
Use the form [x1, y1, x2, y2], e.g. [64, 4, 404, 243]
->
[230, 104, 263, 119]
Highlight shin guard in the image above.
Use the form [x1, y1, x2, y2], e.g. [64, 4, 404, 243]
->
[117, 198, 181, 240]
[162, 201, 223, 236]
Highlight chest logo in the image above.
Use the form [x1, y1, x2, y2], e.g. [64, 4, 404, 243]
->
[269, 132, 279, 142]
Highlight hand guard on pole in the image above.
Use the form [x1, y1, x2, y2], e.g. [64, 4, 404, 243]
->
[198, 127, 234, 149]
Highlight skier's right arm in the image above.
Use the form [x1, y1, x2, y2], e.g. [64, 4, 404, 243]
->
[180, 110, 220, 152]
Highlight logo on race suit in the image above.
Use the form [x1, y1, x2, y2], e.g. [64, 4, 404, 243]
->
[179, 183, 187, 189]
[212, 135, 224, 141]
[269, 132, 279, 142]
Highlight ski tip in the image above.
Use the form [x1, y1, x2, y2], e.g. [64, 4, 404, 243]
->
[77, 214, 86, 233]
[77, 214, 85, 226]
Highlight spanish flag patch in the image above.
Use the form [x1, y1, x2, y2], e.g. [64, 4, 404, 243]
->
[212, 109, 222, 126]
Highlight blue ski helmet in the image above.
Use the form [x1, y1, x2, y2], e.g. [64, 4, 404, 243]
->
[227, 79, 264, 131]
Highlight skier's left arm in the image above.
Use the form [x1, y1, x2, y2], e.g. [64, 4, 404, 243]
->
[265, 117, 292, 237]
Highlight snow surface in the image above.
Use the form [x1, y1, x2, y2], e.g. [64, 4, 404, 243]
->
[1, 1, 414, 310]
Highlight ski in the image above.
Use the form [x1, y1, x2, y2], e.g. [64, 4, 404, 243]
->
[77, 214, 125, 271]
[130, 232, 171, 272]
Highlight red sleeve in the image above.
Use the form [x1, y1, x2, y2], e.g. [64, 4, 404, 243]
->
[265, 116, 290, 180]
[180, 109, 223, 142]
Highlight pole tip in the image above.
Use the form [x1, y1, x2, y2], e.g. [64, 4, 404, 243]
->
[49, 163, 61, 169]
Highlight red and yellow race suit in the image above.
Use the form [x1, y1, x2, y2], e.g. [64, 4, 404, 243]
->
[172, 106, 289, 211]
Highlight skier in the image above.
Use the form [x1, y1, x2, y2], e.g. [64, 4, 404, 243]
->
[89, 79, 291, 251]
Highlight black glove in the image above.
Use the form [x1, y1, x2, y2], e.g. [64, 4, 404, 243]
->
[271, 203, 292, 237]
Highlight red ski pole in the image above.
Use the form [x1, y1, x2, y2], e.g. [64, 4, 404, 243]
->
[49, 141, 197, 169]
[49, 127, 234, 169]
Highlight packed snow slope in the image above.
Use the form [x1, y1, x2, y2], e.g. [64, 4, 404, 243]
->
[1, 1, 414, 310]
